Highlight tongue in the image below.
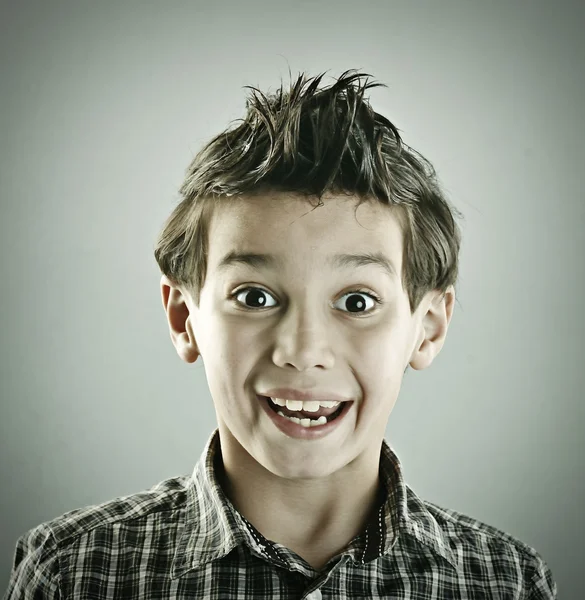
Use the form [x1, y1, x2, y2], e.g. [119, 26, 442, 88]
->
[270, 399, 342, 419]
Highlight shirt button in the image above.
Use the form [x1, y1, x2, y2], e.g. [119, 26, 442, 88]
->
[306, 590, 322, 600]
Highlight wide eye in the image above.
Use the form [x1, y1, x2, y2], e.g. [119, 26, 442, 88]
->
[334, 292, 378, 314]
[232, 287, 381, 314]
[233, 287, 278, 309]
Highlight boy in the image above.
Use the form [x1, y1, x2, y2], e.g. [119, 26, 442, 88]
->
[4, 70, 557, 598]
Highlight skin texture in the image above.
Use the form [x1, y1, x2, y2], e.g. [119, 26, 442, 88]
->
[161, 192, 455, 571]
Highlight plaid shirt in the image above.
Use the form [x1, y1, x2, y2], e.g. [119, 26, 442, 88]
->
[4, 428, 557, 599]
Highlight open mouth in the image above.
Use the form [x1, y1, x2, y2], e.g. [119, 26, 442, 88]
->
[258, 394, 354, 438]
[265, 396, 347, 425]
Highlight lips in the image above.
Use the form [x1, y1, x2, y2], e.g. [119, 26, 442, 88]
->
[258, 394, 353, 439]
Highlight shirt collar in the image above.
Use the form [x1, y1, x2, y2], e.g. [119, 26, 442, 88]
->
[378, 438, 458, 570]
[171, 428, 458, 578]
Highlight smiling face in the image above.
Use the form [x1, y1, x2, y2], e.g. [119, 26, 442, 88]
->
[164, 192, 453, 481]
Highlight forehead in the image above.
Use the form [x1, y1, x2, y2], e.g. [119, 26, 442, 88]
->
[206, 193, 404, 270]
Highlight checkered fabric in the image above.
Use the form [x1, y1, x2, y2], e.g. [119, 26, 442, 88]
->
[4, 428, 557, 598]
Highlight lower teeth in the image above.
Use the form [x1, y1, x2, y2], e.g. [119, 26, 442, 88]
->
[276, 412, 329, 428]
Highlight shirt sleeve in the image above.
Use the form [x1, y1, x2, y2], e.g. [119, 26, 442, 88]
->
[3, 524, 62, 600]
[527, 552, 557, 599]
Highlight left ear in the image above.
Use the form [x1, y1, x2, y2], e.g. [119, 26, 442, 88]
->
[408, 286, 455, 371]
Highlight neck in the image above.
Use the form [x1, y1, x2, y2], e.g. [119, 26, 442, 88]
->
[215, 428, 386, 569]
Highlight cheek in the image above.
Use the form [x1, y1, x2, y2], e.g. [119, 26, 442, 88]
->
[355, 326, 405, 365]
[203, 316, 249, 359]
[203, 324, 259, 402]
[354, 333, 407, 396]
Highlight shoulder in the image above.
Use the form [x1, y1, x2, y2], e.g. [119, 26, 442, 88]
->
[418, 495, 557, 597]
[4, 474, 192, 599]
[423, 497, 537, 553]
[45, 473, 192, 547]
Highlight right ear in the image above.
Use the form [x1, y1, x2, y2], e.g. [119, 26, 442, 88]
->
[160, 275, 200, 364]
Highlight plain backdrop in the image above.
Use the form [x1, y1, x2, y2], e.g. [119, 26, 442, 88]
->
[1, 0, 583, 596]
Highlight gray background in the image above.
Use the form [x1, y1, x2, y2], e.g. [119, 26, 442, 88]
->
[1, 0, 583, 596]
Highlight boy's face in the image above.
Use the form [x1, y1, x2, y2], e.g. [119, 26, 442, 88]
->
[164, 193, 452, 479]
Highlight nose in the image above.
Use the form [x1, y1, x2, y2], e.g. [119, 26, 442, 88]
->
[271, 308, 335, 371]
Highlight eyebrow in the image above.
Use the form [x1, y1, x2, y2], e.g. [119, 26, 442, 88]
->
[217, 250, 398, 279]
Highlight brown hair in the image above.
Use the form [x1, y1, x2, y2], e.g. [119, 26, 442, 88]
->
[154, 69, 463, 314]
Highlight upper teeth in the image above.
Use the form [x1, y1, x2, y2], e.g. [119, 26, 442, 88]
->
[270, 398, 341, 412]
